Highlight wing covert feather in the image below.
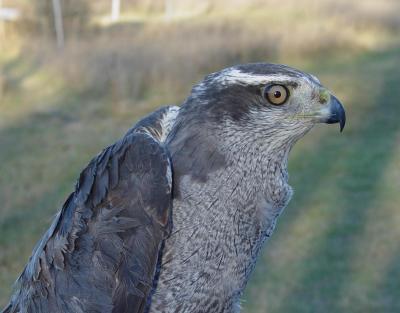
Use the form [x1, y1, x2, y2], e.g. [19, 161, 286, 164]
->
[4, 115, 174, 313]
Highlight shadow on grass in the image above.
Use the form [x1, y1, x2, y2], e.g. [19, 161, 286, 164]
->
[0, 90, 87, 307]
[1, 44, 400, 311]
[244, 46, 400, 312]
[378, 246, 400, 311]
[1, 54, 42, 93]
[0, 53, 146, 307]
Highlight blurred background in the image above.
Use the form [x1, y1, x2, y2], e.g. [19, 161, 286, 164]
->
[1, 0, 400, 311]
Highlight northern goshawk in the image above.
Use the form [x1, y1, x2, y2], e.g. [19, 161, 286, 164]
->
[3, 63, 345, 313]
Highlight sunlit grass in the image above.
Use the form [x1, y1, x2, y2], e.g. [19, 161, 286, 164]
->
[1, 1, 400, 310]
[243, 47, 400, 312]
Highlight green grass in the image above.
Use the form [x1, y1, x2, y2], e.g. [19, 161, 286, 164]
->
[1, 3, 400, 310]
[242, 48, 400, 312]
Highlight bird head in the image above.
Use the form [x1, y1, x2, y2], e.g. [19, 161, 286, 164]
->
[168, 63, 346, 188]
[181, 63, 345, 149]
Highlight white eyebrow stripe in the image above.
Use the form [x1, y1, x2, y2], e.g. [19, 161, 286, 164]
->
[218, 68, 290, 85]
[216, 68, 319, 87]
[219, 68, 290, 85]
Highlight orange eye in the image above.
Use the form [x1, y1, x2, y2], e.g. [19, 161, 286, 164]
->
[263, 84, 289, 105]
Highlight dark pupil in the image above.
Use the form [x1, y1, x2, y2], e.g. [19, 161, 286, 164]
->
[274, 90, 282, 98]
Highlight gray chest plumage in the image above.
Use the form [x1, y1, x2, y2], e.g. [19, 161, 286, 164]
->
[149, 149, 292, 313]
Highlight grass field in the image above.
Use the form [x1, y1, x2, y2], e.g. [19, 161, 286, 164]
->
[1, 1, 400, 311]
[243, 48, 400, 312]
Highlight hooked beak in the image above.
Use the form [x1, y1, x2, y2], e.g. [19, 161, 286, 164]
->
[325, 95, 346, 132]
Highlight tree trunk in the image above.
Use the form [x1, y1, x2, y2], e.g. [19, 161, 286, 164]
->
[52, 0, 64, 49]
[111, 0, 120, 22]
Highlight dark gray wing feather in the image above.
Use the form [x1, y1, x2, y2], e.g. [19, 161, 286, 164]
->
[3, 107, 176, 313]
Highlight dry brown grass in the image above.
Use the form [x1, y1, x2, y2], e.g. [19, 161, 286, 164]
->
[1, 0, 400, 310]
[9, 0, 397, 111]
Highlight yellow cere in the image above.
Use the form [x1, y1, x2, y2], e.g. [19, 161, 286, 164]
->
[319, 89, 330, 104]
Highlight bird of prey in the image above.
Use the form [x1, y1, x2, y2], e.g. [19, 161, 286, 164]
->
[3, 63, 345, 313]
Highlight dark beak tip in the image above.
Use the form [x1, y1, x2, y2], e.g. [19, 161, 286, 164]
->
[338, 106, 346, 133]
[340, 118, 345, 132]
[326, 95, 346, 133]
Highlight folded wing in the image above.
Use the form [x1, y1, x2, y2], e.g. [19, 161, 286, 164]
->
[4, 106, 179, 313]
